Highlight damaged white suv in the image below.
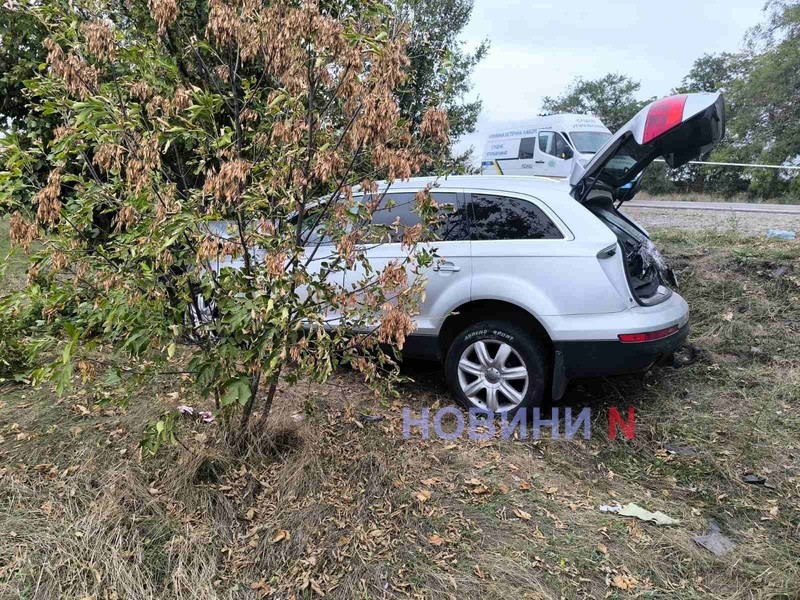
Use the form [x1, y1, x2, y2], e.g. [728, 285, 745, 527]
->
[370, 92, 725, 413]
[204, 92, 725, 414]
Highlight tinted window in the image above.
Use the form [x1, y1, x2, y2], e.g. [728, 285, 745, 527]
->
[294, 204, 332, 245]
[469, 194, 563, 241]
[432, 192, 469, 242]
[371, 193, 419, 242]
[598, 135, 650, 184]
[518, 137, 536, 159]
[371, 192, 468, 243]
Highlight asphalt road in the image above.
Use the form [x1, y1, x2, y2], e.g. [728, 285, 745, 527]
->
[627, 199, 800, 215]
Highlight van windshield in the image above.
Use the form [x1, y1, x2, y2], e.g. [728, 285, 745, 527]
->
[569, 131, 612, 154]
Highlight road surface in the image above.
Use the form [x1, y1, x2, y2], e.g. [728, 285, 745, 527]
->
[627, 199, 800, 215]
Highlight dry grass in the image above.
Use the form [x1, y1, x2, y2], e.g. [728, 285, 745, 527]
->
[1, 225, 800, 598]
[638, 191, 799, 205]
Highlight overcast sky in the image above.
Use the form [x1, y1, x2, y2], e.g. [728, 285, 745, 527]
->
[454, 0, 765, 159]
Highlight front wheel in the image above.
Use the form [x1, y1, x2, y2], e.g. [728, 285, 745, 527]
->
[444, 320, 547, 415]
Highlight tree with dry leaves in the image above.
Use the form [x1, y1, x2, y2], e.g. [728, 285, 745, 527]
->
[0, 0, 453, 449]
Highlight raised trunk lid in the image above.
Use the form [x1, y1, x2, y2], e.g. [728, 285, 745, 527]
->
[570, 92, 725, 203]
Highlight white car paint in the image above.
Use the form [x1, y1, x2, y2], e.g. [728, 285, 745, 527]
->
[362, 175, 687, 342]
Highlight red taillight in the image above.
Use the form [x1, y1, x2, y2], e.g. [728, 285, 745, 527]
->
[618, 325, 679, 343]
[642, 95, 688, 144]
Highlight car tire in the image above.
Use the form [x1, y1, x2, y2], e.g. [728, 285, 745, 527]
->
[444, 320, 548, 415]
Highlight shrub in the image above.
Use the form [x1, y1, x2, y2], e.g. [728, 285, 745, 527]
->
[1, 0, 453, 447]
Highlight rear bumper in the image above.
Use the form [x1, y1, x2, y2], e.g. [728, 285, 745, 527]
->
[554, 322, 689, 379]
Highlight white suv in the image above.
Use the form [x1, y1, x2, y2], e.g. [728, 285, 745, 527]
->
[208, 92, 724, 414]
[360, 92, 725, 413]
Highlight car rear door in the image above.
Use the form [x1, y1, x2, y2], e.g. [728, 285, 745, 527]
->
[341, 189, 471, 336]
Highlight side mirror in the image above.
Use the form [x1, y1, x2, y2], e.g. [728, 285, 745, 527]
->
[562, 148, 574, 160]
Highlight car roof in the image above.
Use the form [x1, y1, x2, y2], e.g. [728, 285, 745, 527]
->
[378, 175, 573, 202]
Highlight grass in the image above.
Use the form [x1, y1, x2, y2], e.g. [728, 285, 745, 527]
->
[0, 217, 29, 293]
[1, 222, 800, 598]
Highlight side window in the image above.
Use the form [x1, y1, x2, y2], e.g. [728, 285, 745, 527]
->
[431, 192, 469, 242]
[538, 131, 554, 154]
[366, 191, 469, 243]
[554, 133, 570, 158]
[539, 131, 571, 158]
[469, 194, 563, 241]
[293, 204, 332, 246]
[518, 137, 536, 160]
[370, 193, 420, 242]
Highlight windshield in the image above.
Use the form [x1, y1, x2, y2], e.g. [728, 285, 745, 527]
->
[569, 131, 612, 154]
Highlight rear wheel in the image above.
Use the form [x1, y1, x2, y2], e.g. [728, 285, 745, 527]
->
[444, 320, 547, 414]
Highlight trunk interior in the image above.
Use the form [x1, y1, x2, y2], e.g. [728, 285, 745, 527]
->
[584, 196, 672, 305]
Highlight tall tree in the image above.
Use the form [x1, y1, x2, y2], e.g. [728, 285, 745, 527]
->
[674, 52, 750, 96]
[541, 73, 652, 131]
[395, 0, 487, 171]
[731, 0, 800, 198]
[670, 52, 753, 197]
[0, 5, 47, 128]
[1, 0, 452, 448]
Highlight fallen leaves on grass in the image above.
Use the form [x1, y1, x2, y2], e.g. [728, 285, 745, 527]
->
[414, 489, 432, 502]
[270, 529, 290, 544]
[610, 574, 638, 591]
[512, 508, 531, 521]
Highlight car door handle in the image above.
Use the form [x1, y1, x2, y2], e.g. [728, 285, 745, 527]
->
[534, 160, 545, 164]
[433, 262, 461, 273]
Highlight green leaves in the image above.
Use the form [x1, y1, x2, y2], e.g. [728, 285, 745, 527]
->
[2, 0, 454, 453]
[222, 376, 252, 407]
[141, 413, 177, 456]
[541, 74, 651, 132]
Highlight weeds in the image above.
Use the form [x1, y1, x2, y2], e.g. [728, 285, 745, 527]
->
[1, 228, 799, 598]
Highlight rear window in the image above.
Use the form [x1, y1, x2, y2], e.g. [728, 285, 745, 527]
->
[469, 194, 563, 241]
[598, 135, 651, 184]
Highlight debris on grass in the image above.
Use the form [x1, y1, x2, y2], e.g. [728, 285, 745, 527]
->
[672, 343, 713, 367]
[771, 266, 789, 278]
[742, 473, 768, 485]
[693, 521, 736, 556]
[766, 229, 797, 240]
[600, 503, 679, 526]
[664, 443, 698, 457]
[357, 413, 385, 423]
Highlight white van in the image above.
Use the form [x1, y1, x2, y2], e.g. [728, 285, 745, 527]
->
[481, 114, 611, 178]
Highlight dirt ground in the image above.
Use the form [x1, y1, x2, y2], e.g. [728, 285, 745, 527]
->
[625, 205, 800, 236]
[1, 225, 800, 599]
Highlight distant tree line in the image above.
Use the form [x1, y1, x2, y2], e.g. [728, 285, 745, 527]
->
[542, 0, 800, 201]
